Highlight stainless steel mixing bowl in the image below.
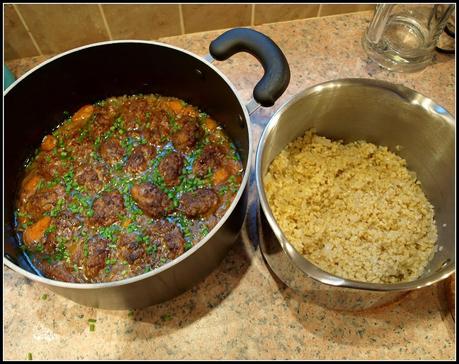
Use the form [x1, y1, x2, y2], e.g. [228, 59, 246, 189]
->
[255, 78, 455, 310]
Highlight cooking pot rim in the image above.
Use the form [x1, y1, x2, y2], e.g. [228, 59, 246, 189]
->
[4, 39, 253, 289]
[255, 77, 455, 292]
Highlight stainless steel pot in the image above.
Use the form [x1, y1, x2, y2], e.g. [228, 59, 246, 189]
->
[256, 78, 455, 311]
[4, 28, 290, 309]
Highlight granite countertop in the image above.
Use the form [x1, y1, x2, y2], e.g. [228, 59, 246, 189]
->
[4, 11, 456, 360]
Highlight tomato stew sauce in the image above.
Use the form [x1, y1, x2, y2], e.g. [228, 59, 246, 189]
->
[15, 95, 243, 283]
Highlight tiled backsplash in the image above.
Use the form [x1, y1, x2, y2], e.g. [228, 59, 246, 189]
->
[4, 3, 375, 60]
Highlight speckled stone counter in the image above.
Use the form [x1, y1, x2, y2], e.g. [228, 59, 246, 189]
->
[4, 11, 456, 360]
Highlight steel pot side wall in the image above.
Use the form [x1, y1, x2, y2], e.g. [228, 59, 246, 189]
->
[256, 79, 455, 302]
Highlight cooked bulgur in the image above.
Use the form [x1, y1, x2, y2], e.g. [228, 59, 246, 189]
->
[264, 129, 437, 284]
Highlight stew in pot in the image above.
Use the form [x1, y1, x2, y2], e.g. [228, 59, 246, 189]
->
[15, 94, 243, 283]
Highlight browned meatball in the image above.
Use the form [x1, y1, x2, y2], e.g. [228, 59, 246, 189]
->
[84, 237, 110, 280]
[179, 188, 219, 218]
[158, 152, 184, 187]
[34, 154, 68, 180]
[26, 188, 61, 220]
[92, 192, 125, 226]
[164, 225, 186, 259]
[118, 233, 145, 264]
[41, 232, 58, 255]
[193, 144, 227, 177]
[100, 138, 124, 165]
[147, 109, 171, 145]
[54, 211, 82, 240]
[75, 163, 108, 193]
[171, 116, 204, 151]
[39, 261, 79, 283]
[90, 111, 113, 139]
[125, 129, 153, 144]
[147, 220, 185, 260]
[120, 98, 150, 130]
[125, 145, 156, 174]
[131, 183, 173, 218]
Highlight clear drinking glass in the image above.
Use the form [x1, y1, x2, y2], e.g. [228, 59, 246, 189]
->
[362, 4, 455, 72]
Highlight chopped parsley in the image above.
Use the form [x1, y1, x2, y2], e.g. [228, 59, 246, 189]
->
[161, 313, 173, 321]
[53, 237, 70, 262]
[44, 225, 57, 235]
[146, 244, 157, 255]
[49, 198, 65, 217]
[98, 225, 121, 242]
[168, 113, 181, 133]
[83, 239, 89, 257]
[200, 224, 209, 237]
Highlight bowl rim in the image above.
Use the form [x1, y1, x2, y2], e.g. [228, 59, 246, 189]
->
[255, 77, 456, 292]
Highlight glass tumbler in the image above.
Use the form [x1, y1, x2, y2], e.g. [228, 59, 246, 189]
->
[362, 4, 455, 72]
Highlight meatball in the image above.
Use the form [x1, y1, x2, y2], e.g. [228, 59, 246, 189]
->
[125, 145, 156, 174]
[171, 116, 204, 151]
[193, 144, 227, 178]
[179, 188, 219, 218]
[41, 232, 58, 255]
[120, 98, 150, 130]
[75, 163, 108, 193]
[90, 111, 113, 139]
[84, 237, 110, 280]
[147, 220, 185, 260]
[158, 152, 184, 187]
[147, 109, 171, 145]
[99, 138, 124, 165]
[54, 211, 81, 240]
[118, 233, 145, 265]
[39, 262, 79, 283]
[26, 188, 60, 220]
[92, 192, 125, 226]
[164, 225, 186, 258]
[34, 154, 68, 180]
[131, 183, 173, 218]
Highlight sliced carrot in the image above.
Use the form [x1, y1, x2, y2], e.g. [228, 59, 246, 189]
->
[213, 167, 230, 185]
[22, 174, 42, 196]
[122, 219, 131, 228]
[41, 135, 57, 151]
[23, 216, 51, 245]
[168, 100, 184, 114]
[184, 106, 198, 118]
[205, 118, 218, 131]
[72, 104, 94, 124]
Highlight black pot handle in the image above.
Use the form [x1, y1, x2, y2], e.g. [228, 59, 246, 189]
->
[209, 28, 290, 107]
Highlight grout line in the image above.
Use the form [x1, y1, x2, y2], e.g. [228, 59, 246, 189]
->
[317, 4, 323, 17]
[178, 4, 185, 35]
[251, 4, 255, 26]
[98, 4, 113, 40]
[12, 4, 43, 56]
